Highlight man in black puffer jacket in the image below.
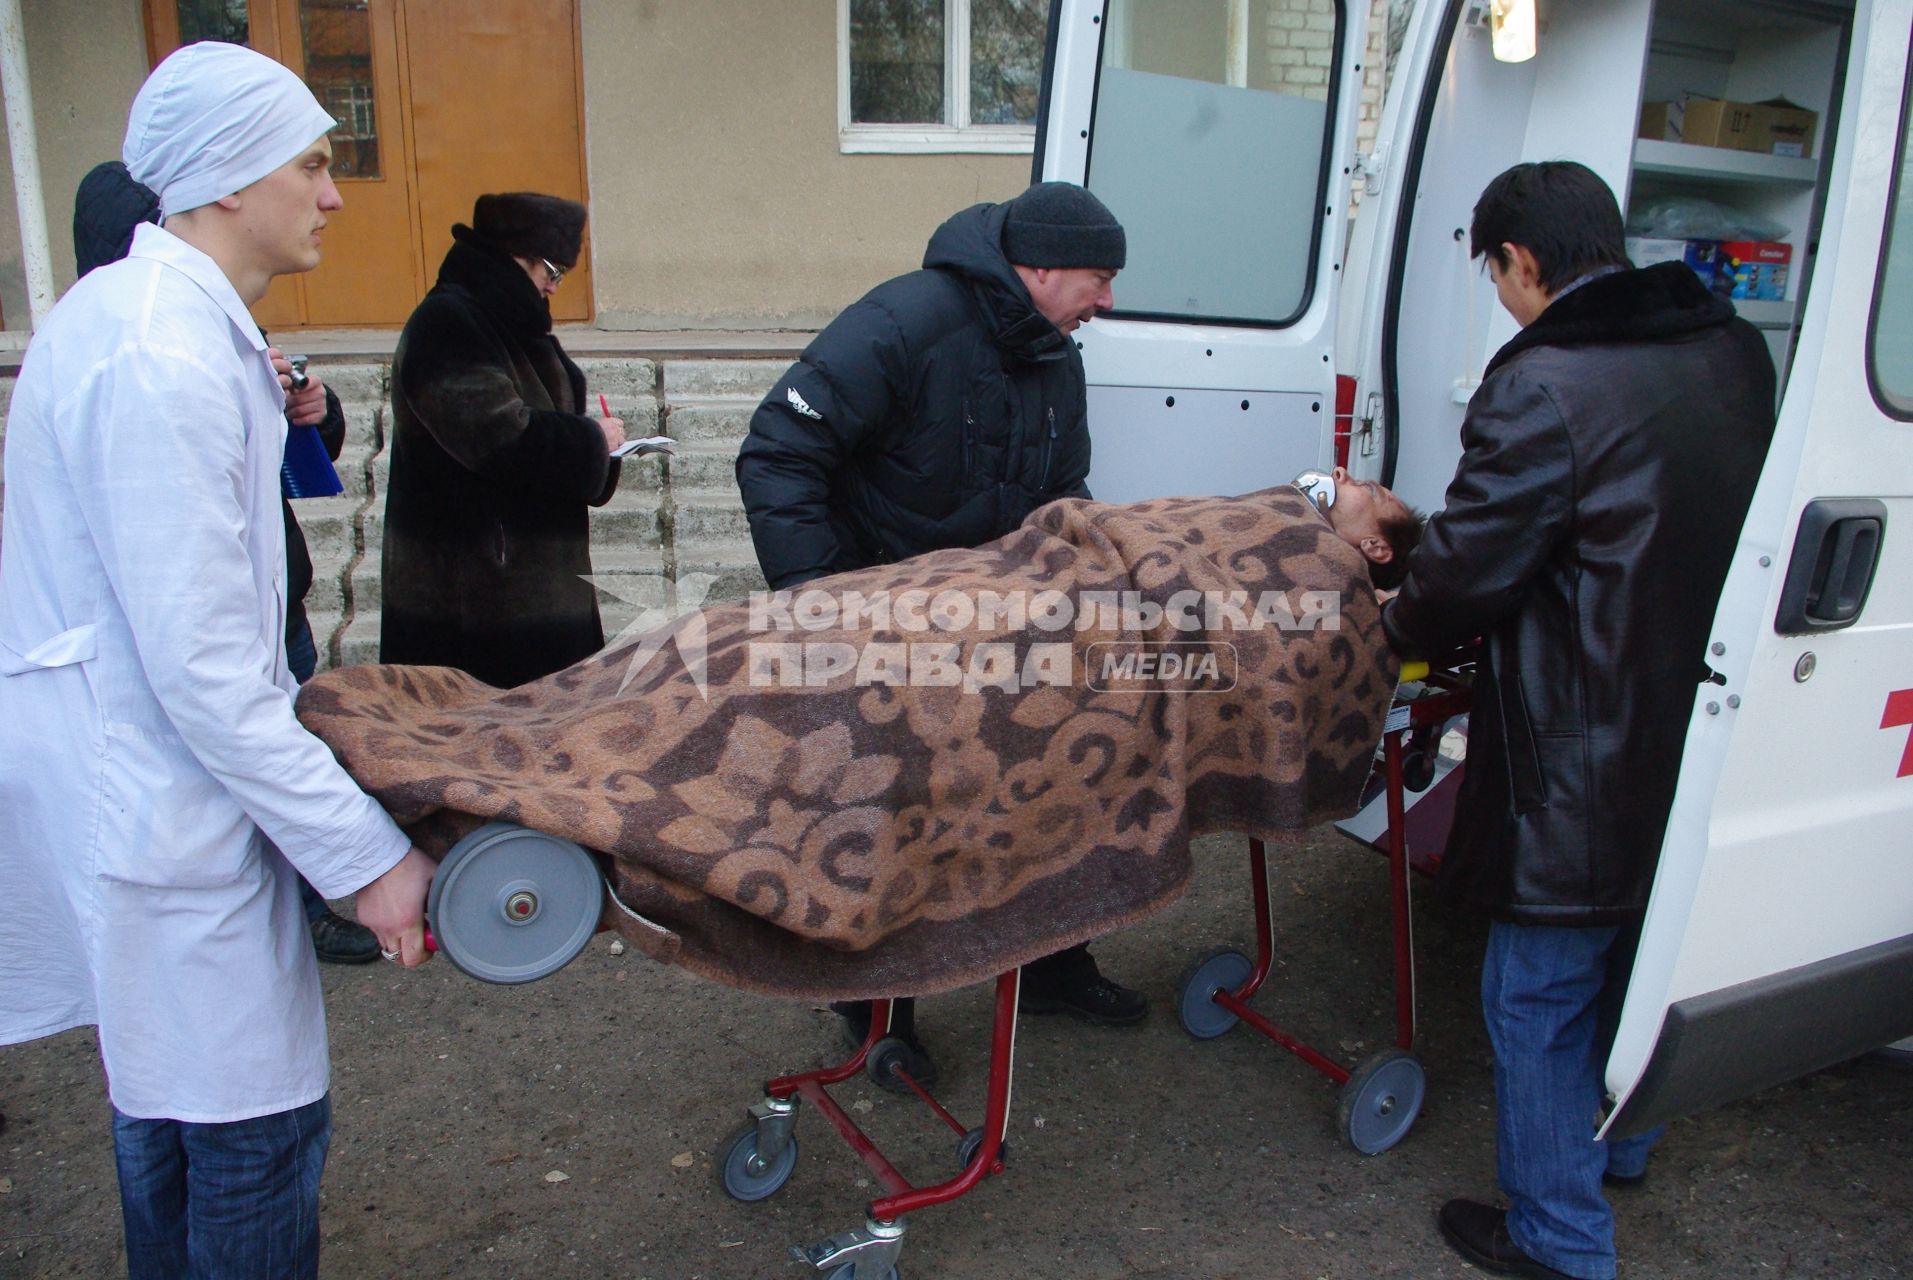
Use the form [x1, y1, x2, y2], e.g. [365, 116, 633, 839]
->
[1386, 163, 1777, 1280]
[737, 182, 1141, 1085]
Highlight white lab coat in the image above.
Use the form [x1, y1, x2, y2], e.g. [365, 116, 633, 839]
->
[0, 223, 410, 1123]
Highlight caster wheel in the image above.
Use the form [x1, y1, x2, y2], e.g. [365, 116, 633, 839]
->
[865, 1036, 919, 1089]
[825, 1267, 899, 1280]
[1402, 747, 1438, 792]
[955, 1126, 1010, 1172]
[719, 1126, 797, 1202]
[1337, 1049, 1425, 1155]
[1176, 947, 1253, 1040]
[427, 822, 604, 985]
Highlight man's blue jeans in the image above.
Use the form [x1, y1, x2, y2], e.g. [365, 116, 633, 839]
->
[112, 1095, 330, 1280]
[1483, 922, 1662, 1280]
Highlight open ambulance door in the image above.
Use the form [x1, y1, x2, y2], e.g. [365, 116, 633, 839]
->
[1034, 0, 1372, 500]
[1338, 0, 1657, 512]
[1606, 0, 1913, 1135]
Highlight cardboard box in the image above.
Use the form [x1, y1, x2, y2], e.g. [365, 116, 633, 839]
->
[1746, 98, 1817, 158]
[1626, 236, 1728, 289]
[1718, 240, 1792, 300]
[1637, 97, 1761, 151]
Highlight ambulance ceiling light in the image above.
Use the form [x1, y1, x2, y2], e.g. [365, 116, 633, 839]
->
[1491, 0, 1537, 64]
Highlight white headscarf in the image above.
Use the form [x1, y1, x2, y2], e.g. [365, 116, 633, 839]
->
[123, 42, 338, 219]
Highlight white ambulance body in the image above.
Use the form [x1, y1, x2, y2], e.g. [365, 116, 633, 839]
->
[1037, 0, 1913, 1133]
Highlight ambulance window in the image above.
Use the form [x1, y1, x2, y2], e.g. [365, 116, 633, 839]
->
[1082, 0, 1343, 327]
[1871, 54, 1913, 418]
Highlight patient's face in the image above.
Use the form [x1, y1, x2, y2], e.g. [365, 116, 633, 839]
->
[1324, 465, 1411, 559]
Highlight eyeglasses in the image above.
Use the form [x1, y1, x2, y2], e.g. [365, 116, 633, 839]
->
[539, 257, 567, 287]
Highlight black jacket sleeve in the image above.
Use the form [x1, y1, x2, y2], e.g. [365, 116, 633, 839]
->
[1382, 367, 1575, 656]
[736, 299, 910, 590]
[318, 384, 346, 461]
[396, 300, 612, 504]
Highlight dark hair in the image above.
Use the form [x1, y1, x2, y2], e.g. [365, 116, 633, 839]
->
[74, 161, 161, 277]
[1468, 161, 1629, 293]
[1369, 505, 1427, 591]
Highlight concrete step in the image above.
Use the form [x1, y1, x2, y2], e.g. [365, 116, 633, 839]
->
[612, 443, 737, 493]
[300, 360, 388, 405]
[337, 613, 381, 669]
[574, 357, 660, 402]
[663, 359, 788, 400]
[661, 400, 756, 446]
[291, 495, 368, 563]
[303, 566, 347, 617]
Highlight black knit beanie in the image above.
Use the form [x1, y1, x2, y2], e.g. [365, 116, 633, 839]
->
[1001, 182, 1126, 270]
[470, 192, 587, 268]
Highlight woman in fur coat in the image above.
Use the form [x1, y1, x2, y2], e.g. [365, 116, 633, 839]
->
[381, 193, 625, 687]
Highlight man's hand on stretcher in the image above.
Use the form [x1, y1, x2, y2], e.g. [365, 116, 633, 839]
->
[356, 847, 438, 967]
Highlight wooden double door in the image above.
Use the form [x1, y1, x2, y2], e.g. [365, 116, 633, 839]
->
[144, 0, 592, 328]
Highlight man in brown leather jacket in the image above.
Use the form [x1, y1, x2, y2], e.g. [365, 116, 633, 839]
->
[1383, 162, 1777, 1280]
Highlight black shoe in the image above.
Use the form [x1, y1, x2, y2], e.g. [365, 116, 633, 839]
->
[1436, 1200, 1578, 1280]
[832, 1002, 939, 1092]
[310, 910, 381, 965]
[1602, 1168, 1647, 1189]
[1021, 970, 1148, 1025]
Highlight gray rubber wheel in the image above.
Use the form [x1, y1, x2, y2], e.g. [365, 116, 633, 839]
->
[865, 1036, 917, 1088]
[719, 1126, 797, 1202]
[1176, 947, 1254, 1040]
[427, 822, 603, 985]
[1337, 1049, 1426, 1155]
[956, 1126, 1010, 1172]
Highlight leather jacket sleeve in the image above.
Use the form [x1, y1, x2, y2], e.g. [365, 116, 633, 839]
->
[1383, 366, 1575, 656]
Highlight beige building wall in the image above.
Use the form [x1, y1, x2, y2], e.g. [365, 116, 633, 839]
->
[0, 0, 149, 329]
[0, 1, 1391, 333]
[578, 0, 1032, 332]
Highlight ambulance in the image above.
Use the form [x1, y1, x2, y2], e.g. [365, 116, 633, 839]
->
[1034, 0, 1913, 1134]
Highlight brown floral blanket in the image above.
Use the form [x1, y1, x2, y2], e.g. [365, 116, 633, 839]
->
[298, 487, 1397, 999]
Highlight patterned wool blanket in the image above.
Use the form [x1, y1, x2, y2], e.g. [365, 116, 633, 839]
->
[298, 487, 1397, 999]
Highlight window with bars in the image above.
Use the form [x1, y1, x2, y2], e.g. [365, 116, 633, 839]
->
[841, 0, 1048, 153]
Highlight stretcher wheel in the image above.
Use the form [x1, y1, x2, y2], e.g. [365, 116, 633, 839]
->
[719, 1125, 798, 1202]
[1401, 746, 1438, 793]
[956, 1127, 1010, 1172]
[865, 1036, 919, 1089]
[427, 822, 603, 985]
[1176, 947, 1254, 1040]
[1337, 1049, 1426, 1155]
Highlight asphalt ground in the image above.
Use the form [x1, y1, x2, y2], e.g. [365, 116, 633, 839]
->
[4, 827, 1910, 1279]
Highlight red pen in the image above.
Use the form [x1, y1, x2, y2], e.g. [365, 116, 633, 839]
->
[599, 393, 611, 418]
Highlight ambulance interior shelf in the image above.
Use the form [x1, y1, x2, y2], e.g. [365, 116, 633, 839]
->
[1626, 0, 1847, 379]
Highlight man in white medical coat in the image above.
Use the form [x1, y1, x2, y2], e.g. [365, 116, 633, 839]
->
[0, 42, 435, 1279]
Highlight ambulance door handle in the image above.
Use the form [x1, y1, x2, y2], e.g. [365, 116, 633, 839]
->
[1773, 499, 1887, 635]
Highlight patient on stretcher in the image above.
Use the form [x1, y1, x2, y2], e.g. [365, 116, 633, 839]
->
[298, 479, 1422, 1000]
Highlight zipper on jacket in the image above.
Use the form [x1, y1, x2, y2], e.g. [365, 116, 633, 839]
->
[963, 399, 977, 482]
[1038, 408, 1057, 491]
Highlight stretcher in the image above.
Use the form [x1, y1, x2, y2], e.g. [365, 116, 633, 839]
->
[1171, 656, 1473, 1154]
[407, 660, 1470, 1275]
